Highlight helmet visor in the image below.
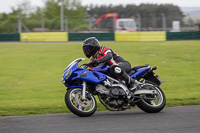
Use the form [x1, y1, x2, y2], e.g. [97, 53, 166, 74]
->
[83, 44, 92, 58]
[83, 45, 91, 54]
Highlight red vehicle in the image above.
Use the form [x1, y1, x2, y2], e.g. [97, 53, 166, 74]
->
[94, 13, 137, 32]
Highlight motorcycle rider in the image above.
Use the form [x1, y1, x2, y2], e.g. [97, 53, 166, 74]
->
[82, 37, 138, 92]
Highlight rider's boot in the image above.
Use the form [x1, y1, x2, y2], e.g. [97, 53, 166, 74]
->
[128, 78, 138, 92]
[109, 65, 138, 93]
[117, 70, 138, 93]
[124, 74, 138, 93]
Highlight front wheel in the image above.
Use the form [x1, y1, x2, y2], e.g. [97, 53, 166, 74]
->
[136, 81, 166, 113]
[65, 88, 97, 117]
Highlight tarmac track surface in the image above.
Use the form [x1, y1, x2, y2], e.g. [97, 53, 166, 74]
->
[0, 105, 200, 133]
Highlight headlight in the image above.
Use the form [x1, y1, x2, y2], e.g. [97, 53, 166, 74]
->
[65, 69, 72, 80]
[62, 78, 65, 84]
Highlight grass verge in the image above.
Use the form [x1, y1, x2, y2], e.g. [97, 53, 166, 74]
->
[0, 41, 200, 116]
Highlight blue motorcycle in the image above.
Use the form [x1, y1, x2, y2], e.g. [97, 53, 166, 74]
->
[62, 58, 166, 117]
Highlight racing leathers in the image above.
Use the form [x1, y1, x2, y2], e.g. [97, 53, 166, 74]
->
[88, 45, 136, 90]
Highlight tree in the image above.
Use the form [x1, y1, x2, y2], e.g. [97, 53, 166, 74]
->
[0, 2, 185, 33]
[87, 4, 184, 30]
[41, 0, 87, 31]
[0, 0, 88, 33]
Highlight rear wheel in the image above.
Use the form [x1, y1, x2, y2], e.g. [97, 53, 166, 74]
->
[136, 81, 166, 113]
[65, 88, 97, 117]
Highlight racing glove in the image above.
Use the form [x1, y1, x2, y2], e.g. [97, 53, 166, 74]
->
[87, 59, 100, 67]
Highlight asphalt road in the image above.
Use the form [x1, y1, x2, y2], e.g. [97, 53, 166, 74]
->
[0, 105, 200, 133]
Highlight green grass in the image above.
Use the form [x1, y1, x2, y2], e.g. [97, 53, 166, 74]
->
[0, 41, 200, 116]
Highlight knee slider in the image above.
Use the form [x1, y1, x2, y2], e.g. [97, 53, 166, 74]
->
[110, 65, 122, 74]
[109, 65, 117, 74]
[114, 67, 122, 74]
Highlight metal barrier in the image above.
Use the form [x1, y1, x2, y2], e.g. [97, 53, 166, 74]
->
[20, 32, 68, 42]
[115, 32, 166, 41]
[0, 33, 20, 42]
[68, 33, 115, 41]
[1, 32, 200, 42]
[167, 31, 200, 40]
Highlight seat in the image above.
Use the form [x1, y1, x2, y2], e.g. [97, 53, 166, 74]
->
[128, 70, 136, 76]
[131, 63, 149, 71]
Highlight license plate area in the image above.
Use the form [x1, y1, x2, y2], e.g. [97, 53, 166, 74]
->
[155, 75, 163, 86]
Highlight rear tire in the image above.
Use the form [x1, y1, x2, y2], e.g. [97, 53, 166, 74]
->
[65, 88, 97, 117]
[136, 81, 166, 113]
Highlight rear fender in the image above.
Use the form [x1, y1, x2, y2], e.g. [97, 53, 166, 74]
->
[143, 71, 163, 86]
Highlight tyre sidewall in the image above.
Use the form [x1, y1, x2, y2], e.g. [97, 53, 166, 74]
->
[65, 88, 97, 117]
[136, 81, 166, 113]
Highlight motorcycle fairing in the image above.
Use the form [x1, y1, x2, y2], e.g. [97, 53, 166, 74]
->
[63, 60, 107, 85]
[72, 70, 107, 84]
[90, 65, 114, 77]
[67, 85, 83, 89]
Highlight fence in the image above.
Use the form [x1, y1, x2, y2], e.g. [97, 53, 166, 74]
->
[0, 33, 20, 41]
[20, 32, 68, 42]
[0, 31, 200, 42]
[115, 32, 166, 41]
[167, 31, 200, 40]
[0, 16, 199, 34]
[68, 33, 114, 41]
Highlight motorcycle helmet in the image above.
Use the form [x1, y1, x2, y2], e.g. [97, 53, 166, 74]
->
[82, 37, 100, 58]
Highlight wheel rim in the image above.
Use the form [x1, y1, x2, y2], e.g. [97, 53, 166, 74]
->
[69, 88, 96, 112]
[140, 83, 164, 107]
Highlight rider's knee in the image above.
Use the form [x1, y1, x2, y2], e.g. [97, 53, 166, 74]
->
[110, 65, 123, 75]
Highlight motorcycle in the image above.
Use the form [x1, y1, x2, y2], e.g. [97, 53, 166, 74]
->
[62, 58, 166, 117]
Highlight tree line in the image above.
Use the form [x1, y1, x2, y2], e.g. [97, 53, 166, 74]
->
[0, 0, 185, 33]
[87, 4, 184, 30]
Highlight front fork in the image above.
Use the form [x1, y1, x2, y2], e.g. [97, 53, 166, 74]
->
[82, 81, 86, 99]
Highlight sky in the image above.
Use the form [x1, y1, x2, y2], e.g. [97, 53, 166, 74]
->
[0, 0, 200, 13]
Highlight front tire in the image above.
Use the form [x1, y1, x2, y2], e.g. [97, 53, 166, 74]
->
[65, 88, 97, 117]
[136, 81, 166, 113]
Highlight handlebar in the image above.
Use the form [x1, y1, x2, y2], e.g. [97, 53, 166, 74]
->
[81, 61, 106, 69]
[81, 63, 89, 69]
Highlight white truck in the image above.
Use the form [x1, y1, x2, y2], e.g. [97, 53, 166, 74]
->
[94, 13, 137, 32]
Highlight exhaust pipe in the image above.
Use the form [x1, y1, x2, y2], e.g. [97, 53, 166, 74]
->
[134, 90, 157, 95]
